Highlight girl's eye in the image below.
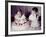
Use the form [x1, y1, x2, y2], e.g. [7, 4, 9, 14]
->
[19, 23, 22, 25]
[21, 24, 22, 25]
[15, 22, 17, 25]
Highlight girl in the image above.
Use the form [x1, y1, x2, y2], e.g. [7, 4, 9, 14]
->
[11, 8, 23, 31]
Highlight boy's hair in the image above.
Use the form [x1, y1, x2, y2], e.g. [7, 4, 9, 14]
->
[32, 7, 38, 12]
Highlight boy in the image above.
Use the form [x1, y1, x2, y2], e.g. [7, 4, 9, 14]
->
[29, 7, 40, 30]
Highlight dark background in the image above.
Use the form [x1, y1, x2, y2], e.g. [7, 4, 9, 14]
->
[11, 5, 41, 17]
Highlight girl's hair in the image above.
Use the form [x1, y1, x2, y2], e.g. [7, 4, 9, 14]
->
[11, 16, 15, 22]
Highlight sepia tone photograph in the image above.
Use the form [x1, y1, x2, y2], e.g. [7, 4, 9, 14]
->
[5, 1, 45, 36]
[11, 6, 41, 31]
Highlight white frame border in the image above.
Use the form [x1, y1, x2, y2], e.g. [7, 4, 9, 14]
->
[8, 2, 44, 35]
